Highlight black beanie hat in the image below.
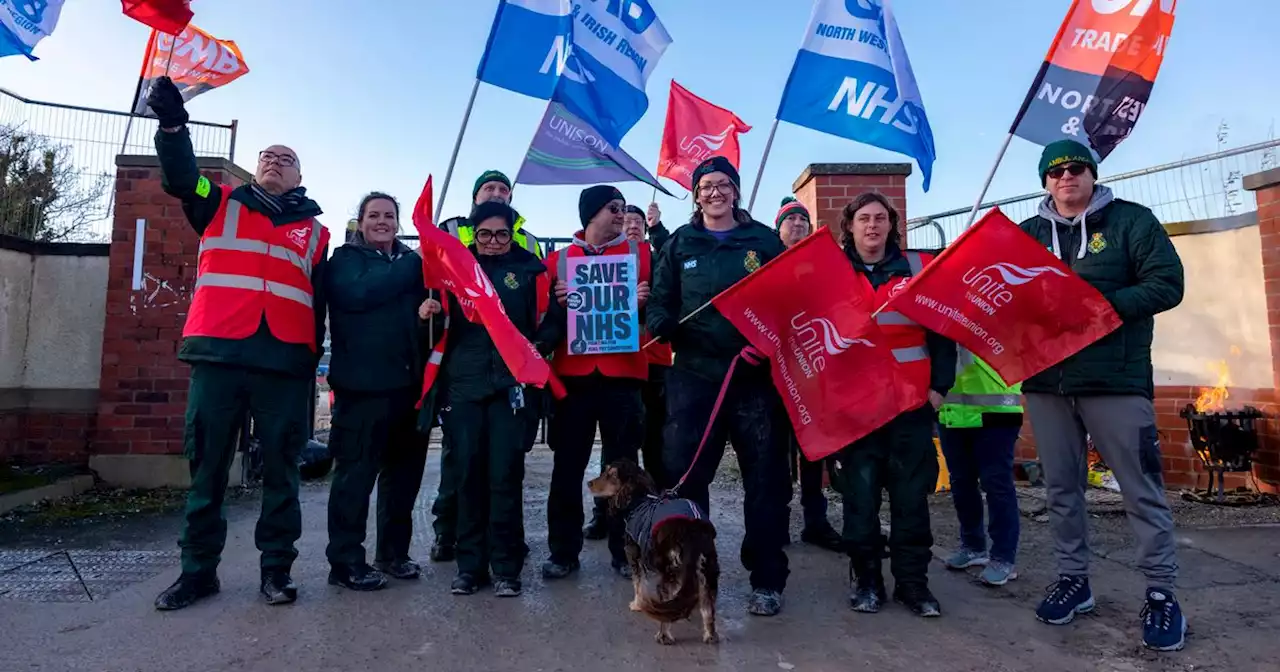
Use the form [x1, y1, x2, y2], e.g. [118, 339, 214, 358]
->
[578, 185, 625, 228]
[471, 201, 516, 231]
[691, 156, 741, 194]
[625, 204, 645, 217]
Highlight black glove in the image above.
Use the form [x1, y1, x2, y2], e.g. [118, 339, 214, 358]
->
[146, 76, 189, 128]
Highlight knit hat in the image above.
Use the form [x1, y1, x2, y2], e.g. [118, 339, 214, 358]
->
[691, 156, 740, 194]
[472, 170, 513, 202]
[625, 204, 644, 217]
[1038, 139, 1098, 186]
[471, 201, 516, 230]
[775, 197, 809, 230]
[578, 185, 625, 228]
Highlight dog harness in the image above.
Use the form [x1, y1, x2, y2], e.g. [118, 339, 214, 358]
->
[624, 495, 707, 556]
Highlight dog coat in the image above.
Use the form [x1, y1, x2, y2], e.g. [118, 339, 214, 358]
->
[624, 495, 707, 555]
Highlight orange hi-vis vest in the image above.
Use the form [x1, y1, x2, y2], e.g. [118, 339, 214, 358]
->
[183, 190, 330, 351]
[861, 250, 934, 412]
[545, 237, 651, 381]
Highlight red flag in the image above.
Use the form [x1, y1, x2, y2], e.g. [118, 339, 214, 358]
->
[122, 0, 193, 35]
[883, 208, 1122, 385]
[657, 81, 751, 191]
[410, 177, 550, 387]
[130, 25, 249, 116]
[711, 232, 912, 461]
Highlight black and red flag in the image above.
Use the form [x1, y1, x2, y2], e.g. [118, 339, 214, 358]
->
[1010, 0, 1176, 160]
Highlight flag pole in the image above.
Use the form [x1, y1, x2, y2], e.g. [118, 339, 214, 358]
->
[961, 132, 1014, 227]
[435, 77, 483, 224]
[746, 119, 780, 213]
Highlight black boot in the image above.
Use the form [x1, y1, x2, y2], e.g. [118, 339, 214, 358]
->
[450, 572, 490, 596]
[374, 558, 422, 580]
[894, 583, 942, 617]
[328, 563, 389, 591]
[429, 541, 455, 563]
[260, 569, 298, 605]
[848, 562, 886, 613]
[154, 574, 220, 611]
[801, 522, 845, 553]
[583, 507, 608, 541]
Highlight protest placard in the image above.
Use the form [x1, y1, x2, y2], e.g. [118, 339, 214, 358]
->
[565, 254, 639, 355]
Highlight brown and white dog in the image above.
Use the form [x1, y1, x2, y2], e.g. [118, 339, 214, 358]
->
[588, 459, 720, 645]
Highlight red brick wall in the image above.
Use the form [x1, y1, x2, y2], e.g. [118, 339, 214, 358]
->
[0, 411, 94, 464]
[95, 156, 249, 457]
[791, 163, 910, 245]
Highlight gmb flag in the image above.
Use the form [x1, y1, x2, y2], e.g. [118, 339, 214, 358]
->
[1011, 0, 1176, 160]
[712, 232, 912, 461]
[476, 0, 672, 144]
[777, 0, 937, 190]
[0, 0, 64, 61]
[131, 25, 249, 116]
[882, 209, 1122, 385]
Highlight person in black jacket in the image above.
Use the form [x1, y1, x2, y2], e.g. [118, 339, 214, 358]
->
[646, 156, 792, 617]
[836, 192, 956, 619]
[440, 201, 545, 597]
[323, 193, 432, 592]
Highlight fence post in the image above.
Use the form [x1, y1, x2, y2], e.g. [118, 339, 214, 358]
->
[228, 119, 238, 163]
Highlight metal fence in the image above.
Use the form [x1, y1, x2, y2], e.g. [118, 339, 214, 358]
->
[0, 87, 237, 243]
[906, 139, 1280, 249]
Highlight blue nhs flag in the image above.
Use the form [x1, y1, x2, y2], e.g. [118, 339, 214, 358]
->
[476, 0, 672, 145]
[777, 0, 937, 191]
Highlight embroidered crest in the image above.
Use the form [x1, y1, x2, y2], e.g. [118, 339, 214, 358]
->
[1087, 232, 1107, 255]
[504, 272, 519, 289]
[744, 250, 761, 272]
[286, 225, 310, 252]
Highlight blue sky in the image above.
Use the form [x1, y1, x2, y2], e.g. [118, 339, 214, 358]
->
[2, 0, 1278, 246]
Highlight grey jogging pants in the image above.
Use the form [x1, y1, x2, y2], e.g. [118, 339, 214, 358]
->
[1024, 394, 1178, 590]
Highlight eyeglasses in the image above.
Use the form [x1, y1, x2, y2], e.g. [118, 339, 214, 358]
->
[606, 203, 623, 215]
[475, 229, 512, 244]
[259, 151, 297, 168]
[697, 182, 735, 197]
[1046, 163, 1089, 180]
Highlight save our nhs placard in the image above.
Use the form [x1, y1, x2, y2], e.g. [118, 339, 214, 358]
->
[476, 0, 672, 144]
[776, 0, 937, 191]
[565, 254, 639, 355]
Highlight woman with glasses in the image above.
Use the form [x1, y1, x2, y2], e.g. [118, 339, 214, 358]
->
[646, 156, 792, 617]
[437, 201, 547, 597]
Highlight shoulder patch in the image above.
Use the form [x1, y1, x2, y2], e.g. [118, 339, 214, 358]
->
[195, 176, 212, 198]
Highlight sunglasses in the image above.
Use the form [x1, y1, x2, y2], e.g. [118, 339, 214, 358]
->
[1047, 163, 1089, 180]
[475, 229, 512, 244]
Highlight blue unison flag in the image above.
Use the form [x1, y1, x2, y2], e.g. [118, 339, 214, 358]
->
[776, 0, 937, 191]
[476, 0, 672, 145]
[0, 0, 65, 61]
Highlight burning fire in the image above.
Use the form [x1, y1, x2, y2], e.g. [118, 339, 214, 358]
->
[1194, 358, 1233, 413]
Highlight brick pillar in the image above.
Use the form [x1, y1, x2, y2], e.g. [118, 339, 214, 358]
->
[1243, 167, 1280, 490]
[91, 155, 251, 487]
[792, 163, 911, 245]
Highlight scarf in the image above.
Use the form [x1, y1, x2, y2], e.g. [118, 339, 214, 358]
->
[249, 183, 309, 215]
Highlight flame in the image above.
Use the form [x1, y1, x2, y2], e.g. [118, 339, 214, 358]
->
[1194, 359, 1232, 413]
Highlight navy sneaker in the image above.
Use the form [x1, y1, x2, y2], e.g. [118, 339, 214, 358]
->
[1141, 589, 1188, 651]
[1035, 575, 1095, 625]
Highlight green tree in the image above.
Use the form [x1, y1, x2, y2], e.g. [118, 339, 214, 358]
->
[0, 124, 109, 242]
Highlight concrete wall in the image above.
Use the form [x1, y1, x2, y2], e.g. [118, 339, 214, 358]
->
[0, 247, 33, 389]
[24, 254, 108, 389]
[1153, 226, 1273, 389]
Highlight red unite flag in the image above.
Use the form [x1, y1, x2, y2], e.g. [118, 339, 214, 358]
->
[122, 0, 194, 35]
[410, 177, 550, 387]
[882, 209, 1122, 385]
[657, 81, 751, 191]
[711, 232, 912, 461]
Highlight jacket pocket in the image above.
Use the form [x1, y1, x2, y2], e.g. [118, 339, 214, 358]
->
[327, 405, 367, 463]
[1139, 424, 1163, 477]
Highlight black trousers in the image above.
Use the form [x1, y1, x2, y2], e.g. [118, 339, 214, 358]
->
[444, 392, 527, 579]
[836, 406, 938, 588]
[798, 448, 831, 530]
[640, 364, 669, 488]
[547, 373, 644, 566]
[663, 366, 791, 593]
[325, 388, 428, 567]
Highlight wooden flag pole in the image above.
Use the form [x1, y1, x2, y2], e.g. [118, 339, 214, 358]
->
[435, 78, 483, 224]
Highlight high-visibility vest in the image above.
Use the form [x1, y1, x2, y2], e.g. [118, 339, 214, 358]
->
[938, 348, 1022, 429]
[861, 251, 934, 412]
[183, 191, 330, 350]
[446, 214, 543, 259]
[544, 237, 650, 381]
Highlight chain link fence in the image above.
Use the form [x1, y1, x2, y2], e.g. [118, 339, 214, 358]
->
[0, 87, 237, 243]
[907, 139, 1280, 249]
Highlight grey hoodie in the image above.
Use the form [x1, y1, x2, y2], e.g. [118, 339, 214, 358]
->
[1036, 185, 1115, 261]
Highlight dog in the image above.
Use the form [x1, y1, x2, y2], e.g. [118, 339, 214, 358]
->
[588, 459, 719, 646]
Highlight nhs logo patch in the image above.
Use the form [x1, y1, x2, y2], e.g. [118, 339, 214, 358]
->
[683, 259, 698, 270]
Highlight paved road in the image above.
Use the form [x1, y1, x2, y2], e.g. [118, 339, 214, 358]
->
[2, 448, 1278, 672]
